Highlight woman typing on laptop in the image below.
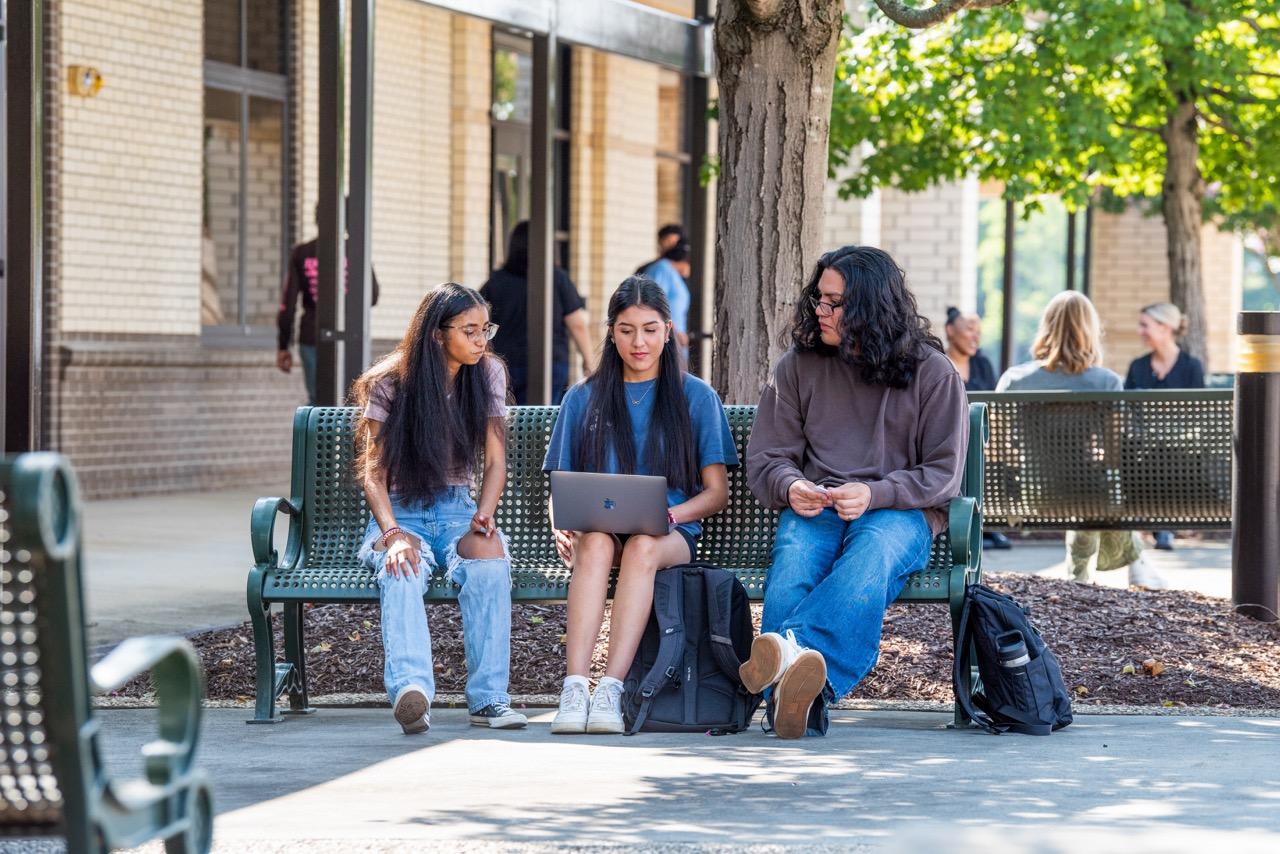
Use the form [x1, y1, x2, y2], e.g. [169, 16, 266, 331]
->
[542, 276, 738, 734]
[352, 283, 526, 735]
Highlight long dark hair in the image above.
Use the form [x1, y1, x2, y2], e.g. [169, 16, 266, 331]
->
[573, 276, 700, 494]
[353, 283, 499, 503]
[790, 245, 942, 389]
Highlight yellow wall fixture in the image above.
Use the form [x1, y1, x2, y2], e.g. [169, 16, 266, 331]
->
[67, 65, 104, 97]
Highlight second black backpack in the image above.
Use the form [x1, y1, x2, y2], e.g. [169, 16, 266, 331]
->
[953, 583, 1074, 736]
[621, 563, 762, 734]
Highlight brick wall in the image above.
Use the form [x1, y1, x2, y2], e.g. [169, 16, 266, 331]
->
[878, 179, 979, 332]
[449, 16, 493, 288]
[1089, 205, 1242, 375]
[57, 0, 204, 336]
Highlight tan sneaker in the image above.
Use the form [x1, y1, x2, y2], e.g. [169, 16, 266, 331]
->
[772, 649, 827, 740]
[392, 685, 430, 735]
[739, 630, 805, 694]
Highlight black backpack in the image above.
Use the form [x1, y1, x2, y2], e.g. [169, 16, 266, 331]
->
[953, 584, 1074, 736]
[622, 563, 763, 734]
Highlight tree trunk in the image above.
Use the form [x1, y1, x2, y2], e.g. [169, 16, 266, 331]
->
[1162, 97, 1209, 370]
[712, 0, 843, 403]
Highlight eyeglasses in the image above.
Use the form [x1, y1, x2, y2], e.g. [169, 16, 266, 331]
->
[808, 295, 844, 317]
[443, 322, 499, 342]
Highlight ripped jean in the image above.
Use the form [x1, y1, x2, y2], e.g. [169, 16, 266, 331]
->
[358, 487, 513, 713]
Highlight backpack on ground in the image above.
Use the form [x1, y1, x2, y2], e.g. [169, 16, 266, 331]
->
[622, 563, 763, 734]
[953, 583, 1074, 736]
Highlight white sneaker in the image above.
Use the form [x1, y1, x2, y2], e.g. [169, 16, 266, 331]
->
[739, 630, 806, 694]
[1128, 556, 1168, 590]
[392, 685, 430, 735]
[585, 679, 625, 734]
[550, 681, 590, 734]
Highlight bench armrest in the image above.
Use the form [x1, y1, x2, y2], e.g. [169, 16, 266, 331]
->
[947, 496, 980, 571]
[251, 496, 301, 569]
[91, 636, 204, 786]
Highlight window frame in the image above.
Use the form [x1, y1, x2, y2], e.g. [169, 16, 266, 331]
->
[201, 0, 293, 347]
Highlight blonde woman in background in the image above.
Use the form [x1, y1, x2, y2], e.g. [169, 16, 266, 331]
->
[1125, 302, 1206, 551]
[997, 292, 1166, 589]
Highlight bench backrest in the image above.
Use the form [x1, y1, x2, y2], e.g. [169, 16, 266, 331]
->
[969, 390, 1232, 530]
[0, 455, 85, 836]
[292, 404, 986, 594]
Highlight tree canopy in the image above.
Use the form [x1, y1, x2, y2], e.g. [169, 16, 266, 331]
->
[831, 1, 1280, 226]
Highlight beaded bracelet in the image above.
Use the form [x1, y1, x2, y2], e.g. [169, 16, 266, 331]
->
[378, 526, 405, 548]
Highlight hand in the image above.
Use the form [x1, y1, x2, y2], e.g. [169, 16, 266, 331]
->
[581, 356, 593, 377]
[471, 510, 496, 538]
[787, 479, 832, 518]
[276, 350, 293, 373]
[828, 482, 872, 522]
[553, 528, 576, 565]
[384, 532, 420, 578]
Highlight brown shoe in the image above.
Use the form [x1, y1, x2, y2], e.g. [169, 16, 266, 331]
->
[740, 631, 806, 694]
[772, 650, 827, 739]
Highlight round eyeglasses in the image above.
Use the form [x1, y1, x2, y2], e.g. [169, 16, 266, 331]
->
[807, 295, 844, 317]
[443, 322, 499, 342]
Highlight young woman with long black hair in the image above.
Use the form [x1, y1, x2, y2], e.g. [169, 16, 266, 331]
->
[542, 276, 738, 734]
[352, 283, 527, 734]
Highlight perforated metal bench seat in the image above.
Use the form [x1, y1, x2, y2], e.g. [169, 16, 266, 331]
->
[247, 403, 988, 723]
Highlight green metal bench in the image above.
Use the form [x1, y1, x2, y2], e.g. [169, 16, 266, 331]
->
[0, 453, 212, 854]
[969, 390, 1232, 531]
[248, 403, 988, 724]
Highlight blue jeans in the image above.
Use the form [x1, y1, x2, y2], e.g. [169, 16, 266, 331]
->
[300, 344, 317, 405]
[762, 507, 933, 735]
[358, 487, 513, 713]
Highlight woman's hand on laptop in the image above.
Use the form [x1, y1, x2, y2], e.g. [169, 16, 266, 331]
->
[553, 527, 575, 565]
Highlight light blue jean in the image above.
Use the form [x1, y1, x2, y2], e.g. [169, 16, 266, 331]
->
[300, 344, 317, 405]
[762, 507, 933, 735]
[358, 487, 513, 713]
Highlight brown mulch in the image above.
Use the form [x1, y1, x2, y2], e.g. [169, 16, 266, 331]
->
[109, 572, 1280, 709]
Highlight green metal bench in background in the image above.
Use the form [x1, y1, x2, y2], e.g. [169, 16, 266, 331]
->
[970, 390, 1232, 532]
[0, 453, 212, 854]
[248, 403, 988, 725]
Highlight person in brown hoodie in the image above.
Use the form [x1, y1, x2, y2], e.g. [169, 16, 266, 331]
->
[739, 245, 969, 738]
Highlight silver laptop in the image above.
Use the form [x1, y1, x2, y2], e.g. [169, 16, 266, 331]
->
[549, 471, 670, 536]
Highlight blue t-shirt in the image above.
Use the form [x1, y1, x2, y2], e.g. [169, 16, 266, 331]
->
[543, 373, 739, 540]
[642, 259, 691, 336]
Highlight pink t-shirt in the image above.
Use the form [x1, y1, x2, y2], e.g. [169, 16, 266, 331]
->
[364, 357, 508, 486]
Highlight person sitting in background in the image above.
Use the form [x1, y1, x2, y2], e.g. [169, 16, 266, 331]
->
[482, 221, 594, 404]
[1124, 302, 1206, 551]
[997, 291, 1166, 589]
[944, 307, 1008, 550]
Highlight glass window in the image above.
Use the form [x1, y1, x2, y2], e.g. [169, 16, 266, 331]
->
[203, 0, 289, 335]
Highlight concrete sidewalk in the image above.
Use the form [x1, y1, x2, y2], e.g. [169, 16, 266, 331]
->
[80, 707, 1280, 852]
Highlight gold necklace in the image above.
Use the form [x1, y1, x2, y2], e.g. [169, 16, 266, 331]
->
[627, 380, 656, 406]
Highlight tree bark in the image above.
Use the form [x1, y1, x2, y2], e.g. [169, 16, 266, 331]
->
[1161, 96, 1209, 369]
[712, 0, 843, 403]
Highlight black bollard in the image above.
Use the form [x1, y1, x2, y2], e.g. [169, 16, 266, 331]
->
[1233, 312, 1280, 621]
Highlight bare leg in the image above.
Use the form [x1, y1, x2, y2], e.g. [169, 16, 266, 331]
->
[456, 531, 505, 560]
[565, 532, 618, 677]
[603, 532, 691, 680]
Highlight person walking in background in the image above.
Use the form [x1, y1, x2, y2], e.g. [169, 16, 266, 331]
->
[277, 204, 381, 405]
[944, 307, 1008, 549]
[482, 221, 594, 405]
[641, 242, 692, 356]
[1124, 302, 1206, 551]
[635, 223, 686, 275]
[997, 291, 1166, 589]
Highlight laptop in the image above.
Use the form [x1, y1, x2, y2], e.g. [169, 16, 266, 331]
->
[549, 471, 670, 537]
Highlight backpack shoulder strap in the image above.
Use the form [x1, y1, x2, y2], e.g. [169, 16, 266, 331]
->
[626, 567, 686, 735]
[701, 569, 749, 687]
[952, 586, 1002, 734]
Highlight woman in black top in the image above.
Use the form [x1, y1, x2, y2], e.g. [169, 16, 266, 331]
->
[945, 307, 1008, 549]
[1125, 302, 1206, 551]
[945, 307, 997, 391]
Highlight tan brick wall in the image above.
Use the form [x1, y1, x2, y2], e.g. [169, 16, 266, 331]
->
[878, 178, 979, 332]
[57, 0, 204, 335]
[449, 16, 493, 288]
[1090, 205, 1242, 375]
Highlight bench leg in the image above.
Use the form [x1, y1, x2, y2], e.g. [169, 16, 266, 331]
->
[281, 602, 315, 716]
[247, 588, 286, 724]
